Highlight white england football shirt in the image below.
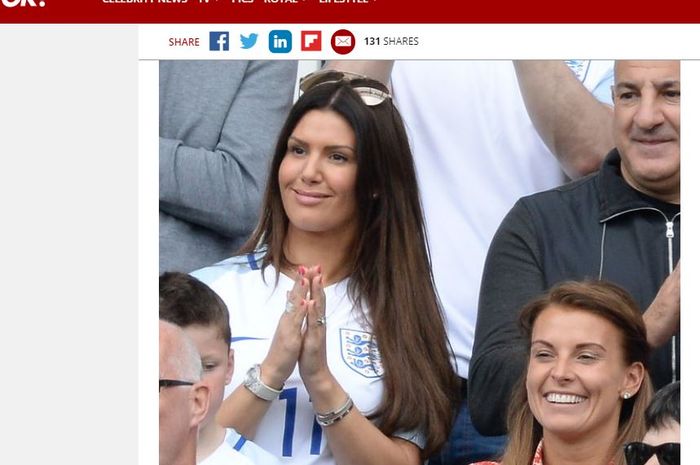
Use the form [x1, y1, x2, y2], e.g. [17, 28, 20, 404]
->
[194, 254, 406, 465]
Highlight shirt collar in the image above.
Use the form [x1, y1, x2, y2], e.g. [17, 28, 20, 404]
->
[535, 439, 615, 465]
[597, 148, 680, 222]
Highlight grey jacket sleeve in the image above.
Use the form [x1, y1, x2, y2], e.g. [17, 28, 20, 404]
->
[468, 199, 546, 436]
[159, 60, 297, 238]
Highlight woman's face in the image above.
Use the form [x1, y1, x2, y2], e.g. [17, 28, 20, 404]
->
[279, 109, 359, 238]
[526, 305, 643, 441]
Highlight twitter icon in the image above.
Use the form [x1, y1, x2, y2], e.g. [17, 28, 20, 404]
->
[240, 33, 258, 49]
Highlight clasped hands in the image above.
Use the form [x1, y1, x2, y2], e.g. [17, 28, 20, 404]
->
[260, 265, 331, 390]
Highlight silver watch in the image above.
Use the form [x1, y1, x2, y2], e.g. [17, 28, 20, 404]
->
[243, 364, 283, 401]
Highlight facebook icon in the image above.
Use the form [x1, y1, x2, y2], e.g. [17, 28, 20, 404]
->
[209, 31, 229, 51]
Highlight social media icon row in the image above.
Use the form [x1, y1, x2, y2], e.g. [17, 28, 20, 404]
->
[208, 30, 354, 54]
[209, 31, 258, 51]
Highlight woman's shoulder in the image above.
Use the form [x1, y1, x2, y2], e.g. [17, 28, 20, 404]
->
[191, 251, 267, 284]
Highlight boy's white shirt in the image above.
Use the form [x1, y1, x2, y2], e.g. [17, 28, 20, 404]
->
[200, 429, 281, 465]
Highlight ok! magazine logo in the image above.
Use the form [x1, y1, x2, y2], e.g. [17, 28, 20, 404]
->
[1, 0, 46, 6]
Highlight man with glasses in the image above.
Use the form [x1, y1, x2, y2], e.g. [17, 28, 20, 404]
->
[160, 320, 210, 465]
[625, 381, 680, 465]
[160, 272, 277, 465]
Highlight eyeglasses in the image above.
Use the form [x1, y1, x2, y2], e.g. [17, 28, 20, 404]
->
[624, 442, 680, 465]
[159, 379, 194, 393]
[298, 69, 391, 107]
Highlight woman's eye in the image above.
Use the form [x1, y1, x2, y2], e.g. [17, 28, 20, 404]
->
[203, 363, 217, 371]
[533, 351, 553, 359]
[288, 145, 305, 156]
[577, 352, 599, 362]
[329, 153, 347, 162]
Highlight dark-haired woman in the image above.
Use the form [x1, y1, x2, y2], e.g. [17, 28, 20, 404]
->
[193, 71, 458, 465]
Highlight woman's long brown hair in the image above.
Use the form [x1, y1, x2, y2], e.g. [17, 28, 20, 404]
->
[241, 80, 459, 458]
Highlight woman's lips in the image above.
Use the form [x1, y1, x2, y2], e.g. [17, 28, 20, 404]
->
[293, 188, 330, 206]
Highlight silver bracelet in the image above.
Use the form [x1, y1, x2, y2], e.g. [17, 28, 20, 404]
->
[315, 396, 354, 427]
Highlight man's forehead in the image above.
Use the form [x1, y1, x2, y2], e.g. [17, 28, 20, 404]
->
[159, 322, 181, 371]
[614, 60, 680, 83]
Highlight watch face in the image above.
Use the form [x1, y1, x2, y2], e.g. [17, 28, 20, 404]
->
[242, 363, 281, 401]
[245, 364, 259, 384]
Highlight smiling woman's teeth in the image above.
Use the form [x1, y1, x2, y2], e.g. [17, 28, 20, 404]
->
[546, 393, 585, 404]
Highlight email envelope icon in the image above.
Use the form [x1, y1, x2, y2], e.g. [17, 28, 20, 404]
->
[335, 36, 351, 46]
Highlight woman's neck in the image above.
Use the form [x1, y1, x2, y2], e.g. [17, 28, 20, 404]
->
[282, 226, 355, 285]
[541, 426, 617, 465]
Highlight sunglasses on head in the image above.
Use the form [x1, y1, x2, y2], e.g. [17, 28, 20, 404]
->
[624, 442, 680, 465]
[298, 69, 391, 106]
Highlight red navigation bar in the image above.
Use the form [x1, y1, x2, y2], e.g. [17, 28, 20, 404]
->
[1, 0, 699, 23]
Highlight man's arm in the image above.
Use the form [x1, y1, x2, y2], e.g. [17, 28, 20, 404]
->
[327, 60, 610, 181]
[644, 261, 680, 348]
[159, 60, 297, 238]
[513, 60, 614, 179]
[468, 200, 547, 436]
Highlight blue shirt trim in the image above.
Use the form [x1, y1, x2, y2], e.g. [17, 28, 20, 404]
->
[247, 252, 260, 270]
[233, 434, 248, 451]
[231, 336, 268, 343]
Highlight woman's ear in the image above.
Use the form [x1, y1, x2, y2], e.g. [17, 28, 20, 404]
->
[620, 361, 644, 398]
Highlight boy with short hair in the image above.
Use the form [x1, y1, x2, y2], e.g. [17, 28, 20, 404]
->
[160, 271, 281, 465]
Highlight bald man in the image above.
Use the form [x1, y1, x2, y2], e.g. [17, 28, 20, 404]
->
[160, 320, 210, 465]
